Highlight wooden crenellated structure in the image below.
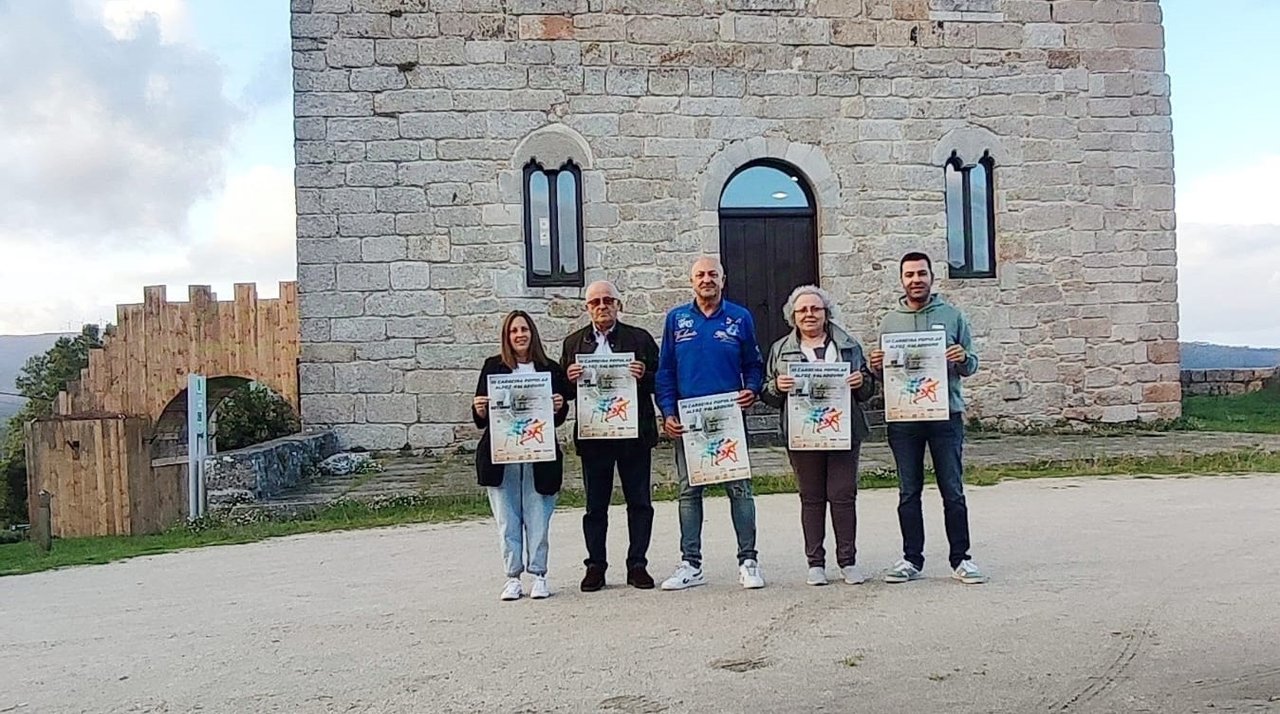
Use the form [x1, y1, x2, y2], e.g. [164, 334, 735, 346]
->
[56, 282, 300, 421]
[28, 282, 301, 537]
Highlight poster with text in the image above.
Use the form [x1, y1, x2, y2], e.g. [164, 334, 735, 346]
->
[787, 362, 853, 450]
[678, 392, 752, 486]
[881, 331, 950, 422]
[576, 352, 639, 440]
[488, 372, 557, 464]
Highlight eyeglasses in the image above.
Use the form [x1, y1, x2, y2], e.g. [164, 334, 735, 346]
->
[793, 306, 826, 315]
[586, 297, 618, 307]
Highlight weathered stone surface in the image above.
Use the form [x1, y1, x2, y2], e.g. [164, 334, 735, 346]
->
[294, 1, 1178, 447]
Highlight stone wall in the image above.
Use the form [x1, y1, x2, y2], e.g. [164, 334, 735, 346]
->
[203, 430, 339, 507]
[291, 0, 1180, 449]
[1181, 368, 1279, 397]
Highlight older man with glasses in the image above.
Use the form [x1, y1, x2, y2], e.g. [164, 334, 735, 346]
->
[560, 280, 662, 591]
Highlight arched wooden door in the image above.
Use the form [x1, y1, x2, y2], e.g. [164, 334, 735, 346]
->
[718, 160, 819, 357]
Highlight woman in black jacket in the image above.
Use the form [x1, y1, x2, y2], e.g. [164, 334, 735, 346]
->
[472, 310, 571, 601]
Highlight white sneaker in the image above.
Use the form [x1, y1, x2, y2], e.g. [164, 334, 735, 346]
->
[661, 561, 706, 591]
[500, 577, 523, 601]
[530, 575, 551, 599]
[806, 566, 828, 586]
[952, 560, 988, 584]
[884, 559, 922, 584]
[841, 565, 868, 584]
[739, 559, 766, 589]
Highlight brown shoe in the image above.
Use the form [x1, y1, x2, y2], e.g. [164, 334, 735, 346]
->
[626, 566, 655, 589]
[580, 564, 606, 592]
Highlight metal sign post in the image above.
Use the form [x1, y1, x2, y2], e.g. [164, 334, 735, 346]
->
[187, 374, 209, 521]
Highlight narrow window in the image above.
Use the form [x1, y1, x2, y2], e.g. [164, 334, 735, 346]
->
[944, 151, 996, 278]
[523, 159, 584, 287]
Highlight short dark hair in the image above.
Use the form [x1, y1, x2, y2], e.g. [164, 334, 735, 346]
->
[900, 252, 933, 275]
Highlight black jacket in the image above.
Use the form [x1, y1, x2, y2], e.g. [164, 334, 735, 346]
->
[559, 320, 661, 452]
[472, 355, 572, 495]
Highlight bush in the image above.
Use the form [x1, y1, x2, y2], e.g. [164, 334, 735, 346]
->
[214, 383, 301, 451]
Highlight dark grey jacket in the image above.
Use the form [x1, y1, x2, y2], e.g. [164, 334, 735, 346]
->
[761, 323, 875, 446]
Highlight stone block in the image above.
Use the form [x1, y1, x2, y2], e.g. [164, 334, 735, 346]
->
[300, 291, 365, 318]
[365, 290, 446, 316]
[333, 423, 408, 451]
[302, 394, 357, 423]
[408, 424, 457, 449]
[330, 317, 387, 342]
[387, 316, 453, 338]
[335, 362, 401, 393]
[365, 394, 419, 423]
[361, 236, 408, 262]
[327, 40, 375, 68]
[389, 262, 432, 289]
[337, 264, 391, 291]
[350, 66, 406, 91]
[355, 339, 418, 361]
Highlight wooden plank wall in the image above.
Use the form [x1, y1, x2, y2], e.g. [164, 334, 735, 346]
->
[56, 281, 300, 422]
[24, 416, 175, 537]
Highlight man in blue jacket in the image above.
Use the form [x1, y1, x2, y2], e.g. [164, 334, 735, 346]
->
[869, 251, 988, 585]
[655, 256, 766, 590]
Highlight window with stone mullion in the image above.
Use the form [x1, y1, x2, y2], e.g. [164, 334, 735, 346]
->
[945, 151, 996, 279]
[522, 159, 584, 288]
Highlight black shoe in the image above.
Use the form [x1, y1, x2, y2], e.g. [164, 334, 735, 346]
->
[626, 566, 655, 589]
[580, 564, 606, 592]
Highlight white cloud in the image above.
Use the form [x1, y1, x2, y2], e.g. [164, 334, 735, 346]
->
[78, 0, 191, 42]
[0, 0, 239, 248]
[1177, 223, 1280, 348]
[1176, 154, 1280, 347]
[1178, 155, 1280, 226]
[0, 165, 296, 334]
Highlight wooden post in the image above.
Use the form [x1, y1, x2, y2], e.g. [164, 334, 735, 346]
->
[34, 490, 52, 552]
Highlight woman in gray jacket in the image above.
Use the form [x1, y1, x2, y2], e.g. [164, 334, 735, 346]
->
[762, 285, 876, 586]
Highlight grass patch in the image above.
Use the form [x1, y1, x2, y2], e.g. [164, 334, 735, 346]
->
[1181, 388, 1280, 434]
[3, 449, 1279, 577]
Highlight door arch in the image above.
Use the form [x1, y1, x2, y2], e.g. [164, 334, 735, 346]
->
[718, 160, 819, 357]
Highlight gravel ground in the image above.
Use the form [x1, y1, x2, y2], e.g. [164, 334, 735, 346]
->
[3, 474, 1279, 714]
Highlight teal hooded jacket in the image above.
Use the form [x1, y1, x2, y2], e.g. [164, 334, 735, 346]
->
[878, 293, 979, 414]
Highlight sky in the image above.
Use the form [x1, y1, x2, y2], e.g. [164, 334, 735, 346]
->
[0, 0, 1276, 347]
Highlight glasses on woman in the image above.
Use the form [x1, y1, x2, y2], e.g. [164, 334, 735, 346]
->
[793, 306, 826, 315]
[587, 297, 618, 307]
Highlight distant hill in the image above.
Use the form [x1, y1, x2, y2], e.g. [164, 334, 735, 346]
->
[0, 333, 75, 421]
[1179, 342, 1280, 370]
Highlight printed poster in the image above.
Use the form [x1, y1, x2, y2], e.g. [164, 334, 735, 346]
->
[488, 372, 556, 464]
[786, 362, 853, 451]
[881, 331, 950, 422]
[677, 391, 752, 486]
[576, 352, 639, 440]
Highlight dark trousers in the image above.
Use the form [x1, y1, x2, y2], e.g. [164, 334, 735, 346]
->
[581, 440, 654, 570]
[787, 447, 860, 568]
[887, 412, 971, 570]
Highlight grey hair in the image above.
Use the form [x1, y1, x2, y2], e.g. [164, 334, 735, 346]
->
[783, 284, 838, 328]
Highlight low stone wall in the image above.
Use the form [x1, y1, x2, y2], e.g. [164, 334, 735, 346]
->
[1181, 367, 1279, 396]
[203, 430, 339, 507]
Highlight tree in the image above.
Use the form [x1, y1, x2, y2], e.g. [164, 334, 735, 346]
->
[213, 383, 300, 451]
[0, 325, 106, 524]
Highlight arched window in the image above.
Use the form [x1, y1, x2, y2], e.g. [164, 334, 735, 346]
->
[719, 162, 814, 211]
[945, 150, 996, 279]
[523, 159, 583, 287]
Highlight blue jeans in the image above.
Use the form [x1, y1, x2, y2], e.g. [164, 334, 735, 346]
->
[886, 412, 971, 570]
[487, 463, 558, 577]
[674, 441, 758, 567]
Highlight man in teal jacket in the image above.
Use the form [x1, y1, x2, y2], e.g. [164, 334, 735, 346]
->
[869, 252, 988, 585]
